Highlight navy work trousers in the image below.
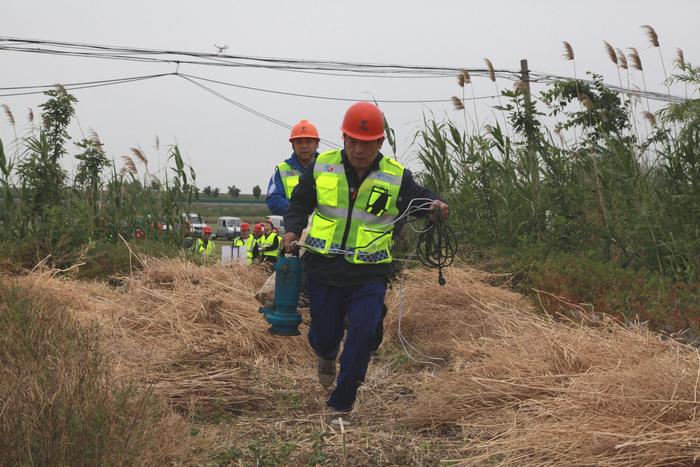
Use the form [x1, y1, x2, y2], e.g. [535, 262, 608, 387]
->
[306, 276, 387, 412]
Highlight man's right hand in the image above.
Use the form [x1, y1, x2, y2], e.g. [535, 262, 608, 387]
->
[283, 232, 300, 254]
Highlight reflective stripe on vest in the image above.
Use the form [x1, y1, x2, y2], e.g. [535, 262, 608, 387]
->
[260, 232, 280, 257]
[307, 149, 403, 264]
[277, 161, 303, 199]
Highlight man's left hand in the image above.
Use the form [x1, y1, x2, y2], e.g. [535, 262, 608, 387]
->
[429, 200, 450, 222]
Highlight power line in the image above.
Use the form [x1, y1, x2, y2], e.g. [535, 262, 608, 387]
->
[0, 72, 173, 92]
[0, 73, 173, 97]
[179, 72, 500, 104]
[176, 74, 341, 148]
[0, 36, 688, 103]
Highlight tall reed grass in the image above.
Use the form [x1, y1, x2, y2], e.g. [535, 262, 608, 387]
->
[0, 87, 199, 271]
[416, 60, 700, 282]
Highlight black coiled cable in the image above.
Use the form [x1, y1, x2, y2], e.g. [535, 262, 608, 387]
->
[415, 208, 457, 285]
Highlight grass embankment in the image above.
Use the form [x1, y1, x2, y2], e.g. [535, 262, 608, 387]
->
[0, 275, 198, 465]
[473, 247, 700, 334]
[4, 258, 699, 465]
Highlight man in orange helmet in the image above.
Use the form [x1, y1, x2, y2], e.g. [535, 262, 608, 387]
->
[192, 225, 215, 257]
[232, 222, 256, 264]
[266, 120, 320, 216]
[283, 102, 449, 426]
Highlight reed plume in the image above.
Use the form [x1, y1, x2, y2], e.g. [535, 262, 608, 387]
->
[562, 41, 581, 144]
[675, 49, 687, 99]
[604, 41, 624, 90]
[2, 104, 15, 127]
[675, 48, 685, 69]
[604, 41, 618, 65]
[514, 80, 528, 94]
[616, 48, 636, 137]
[2, 104, 19, 150]
[641, 25, 672, 115]
[131, 147, 149, 167]
[616, 48, 628, 70]
[628, 48, 643, 71]
[579, 93, 594, 110]
[27, 108, 34, 124]
[460, 69, 471, 85]
[628, 47, 651, 128]
[484, 57, 510, 138]
[484, 59, 496, 82]
[88, 129, 103, 147]
[455, 70, 468, 130]
[457, 69, 480, 132]
[121, 155, 138, 175]
[562, 41, 574, 61]
[641, 25, 659, 47]
[642, 111, 657, 126]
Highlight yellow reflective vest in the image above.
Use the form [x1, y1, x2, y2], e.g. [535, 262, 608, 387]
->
[260, 232, 281, 258]
[193, 238, 215, 256]
[306, 149, 404, 264]
[277, 161, 303, 199]
[232, 235, 257, 264]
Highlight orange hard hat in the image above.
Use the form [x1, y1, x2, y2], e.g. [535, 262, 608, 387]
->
[289, 119, 320, 141]
[241, 223, 250, 230]
[254, 223, 263, 233]
[202, 226, 212, 234]
[341, 102, 385, 141]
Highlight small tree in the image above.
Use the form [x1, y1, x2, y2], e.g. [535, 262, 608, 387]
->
[202, 186, 212, 197]
[74, 130, 111, 218]
[227, 185, 241, 198]
[252, 185, 262, 199]
[16, 86, 76, 220]
[212, 187, 220, 197]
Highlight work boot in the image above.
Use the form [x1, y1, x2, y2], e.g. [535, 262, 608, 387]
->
[329, 414, 352, 428]
[317, 357, 336, 388]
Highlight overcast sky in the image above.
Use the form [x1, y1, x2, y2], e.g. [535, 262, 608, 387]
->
[2, 0, 698, 192]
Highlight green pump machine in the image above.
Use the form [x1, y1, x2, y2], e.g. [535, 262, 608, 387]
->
[259, 255, 303, 335]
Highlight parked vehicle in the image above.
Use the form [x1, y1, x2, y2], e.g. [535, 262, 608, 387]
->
[185, 213, 207, 237]
[215, 216, 242, 240]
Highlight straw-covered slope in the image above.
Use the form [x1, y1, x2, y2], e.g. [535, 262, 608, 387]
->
[9, 259, 700, 465]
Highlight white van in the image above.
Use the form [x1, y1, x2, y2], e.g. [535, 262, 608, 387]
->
[267, 215, 285, 235]
[184, 213, 207, 237]
[215, 216, 242, 240]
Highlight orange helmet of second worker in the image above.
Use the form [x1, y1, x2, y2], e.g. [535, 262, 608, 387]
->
[341, 102, 385, 141]
[289, 119, 320, 141]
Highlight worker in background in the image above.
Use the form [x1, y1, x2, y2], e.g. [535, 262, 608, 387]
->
[266, 120, 320, 216]
[252, 223, 264, 242]
[257, 220, 281, 265]
[192, 225, 216, 257]
[232, 223, 256, 264]
[283, 102, 449, 426]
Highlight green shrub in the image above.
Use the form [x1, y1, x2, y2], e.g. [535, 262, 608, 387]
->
[512, 249, 700, 331]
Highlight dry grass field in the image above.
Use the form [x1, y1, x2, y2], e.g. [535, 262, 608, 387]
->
[3, 258, 700, 465]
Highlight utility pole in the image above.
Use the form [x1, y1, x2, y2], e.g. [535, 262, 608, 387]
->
[520, 59, 542, 238]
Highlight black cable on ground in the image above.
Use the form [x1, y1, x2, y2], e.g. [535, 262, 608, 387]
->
[415, 208, 457, 286]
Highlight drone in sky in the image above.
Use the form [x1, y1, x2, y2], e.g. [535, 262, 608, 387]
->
[214, 44, 229, 54]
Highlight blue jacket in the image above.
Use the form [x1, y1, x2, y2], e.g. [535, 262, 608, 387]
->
[265, 153, 316, 216]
